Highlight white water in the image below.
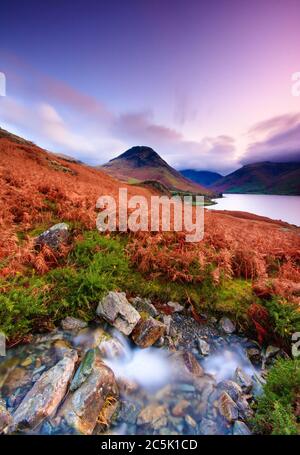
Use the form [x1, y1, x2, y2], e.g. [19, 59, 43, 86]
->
[208, 194, 300, 226]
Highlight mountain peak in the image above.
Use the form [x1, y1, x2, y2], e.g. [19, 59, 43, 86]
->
[110, 146, 165, 168]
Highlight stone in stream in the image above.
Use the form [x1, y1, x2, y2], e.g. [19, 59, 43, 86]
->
[50, 349, 118, 435]
[132, 317, 166, 348]
[218, 391, 239, 423]
[0, 399, 12, 434]
[130, 297, 159, 318]
[234, 367, 253, 393]
[96, 292, 140, 336]
[172, 399, 190, 417]
[12, 349, 78, 430]
[198, 417, 219, 435]
[233, 420, 252, 435]
[246, 347, 262, 364]
[162, 315, 172, 336]
[217, 380, 243, 402]
[35, 223, 69, 250]
[197, 338, 210, 356]
[137, 404, 167, 430]
[171, 351, 204, 382]
[219, 317, 236, 334]
[61, 316, 87, 333]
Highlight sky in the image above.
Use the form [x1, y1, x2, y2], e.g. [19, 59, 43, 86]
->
[0, 0, 299, 174]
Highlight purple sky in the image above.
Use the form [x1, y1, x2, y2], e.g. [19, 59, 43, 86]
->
[0, 0, 299, 173]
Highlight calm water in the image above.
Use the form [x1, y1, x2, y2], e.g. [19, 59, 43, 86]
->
[208, 194, 300, 226]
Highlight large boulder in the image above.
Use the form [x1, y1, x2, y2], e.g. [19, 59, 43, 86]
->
[50, 349, 118, 435]
[132, 317, 166, 348]
[12, 349, 77, 430]
[35, 223, 69, 250]
[96, 292, 140, 336]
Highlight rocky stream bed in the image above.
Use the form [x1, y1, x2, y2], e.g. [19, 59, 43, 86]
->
[0, 291, 285, 436]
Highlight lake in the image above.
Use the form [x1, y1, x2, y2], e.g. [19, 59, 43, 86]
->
[208, 194, 300, 226]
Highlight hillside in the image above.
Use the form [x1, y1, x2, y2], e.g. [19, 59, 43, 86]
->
[180, 169, 223, 186]
[100, 146, 213, 196]
[211, 161, 300, 195]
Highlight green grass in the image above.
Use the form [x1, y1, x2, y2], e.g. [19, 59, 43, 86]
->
[252, 358, 300, 435]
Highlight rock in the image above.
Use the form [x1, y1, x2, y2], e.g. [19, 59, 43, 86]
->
[167, 301, 184, 313]
[130, 297, 159, 318]
[117, 400, 141, 425]
[117, 377, 139, 395]
[96, 292, 140, 336]
[70, 349, 95, 391]
[198, 417, 218, 435]
[219, 317, 236, 334]
[12, 350, 78, 430]
[35, 223, 69, 250]
[52, 350, 118, 435]
[171, 351, 204, 382]
[162, 315, 172, 336]
[172, 399, 190, 417]
[236, 396, 253, 420]
[61, 317, 87, 332]
[0, 399, 12, 433]
[132, 317, 166, 348]
[137, 404, 167, 430]
[217, 380, 243, 402]
[185, 414, 197, 429]
[234, 367, 253, 392]
[247, 347, 261, 364]
[218, 392, 239, 423]
[197, 338, 210, 356]
[233, 420, 252, 435]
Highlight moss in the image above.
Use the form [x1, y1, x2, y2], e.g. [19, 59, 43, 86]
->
[252, 358, 300, 435]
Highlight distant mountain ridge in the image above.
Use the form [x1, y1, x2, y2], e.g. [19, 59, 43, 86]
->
[100, 146, 213, 196]
[180, 169, 223, 186]
[211, 161, 300, 195]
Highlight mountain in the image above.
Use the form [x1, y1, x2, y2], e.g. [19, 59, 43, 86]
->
[211, 161, 300, 195]
[100, 146, 213, 196]
[180, 169, 223, 186]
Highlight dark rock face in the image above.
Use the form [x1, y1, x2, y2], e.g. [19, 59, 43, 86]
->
[35, 223, 69, 250]
[132, 317, 166, 348]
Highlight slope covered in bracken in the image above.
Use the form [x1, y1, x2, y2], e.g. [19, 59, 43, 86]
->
[0, 129, 153, 275]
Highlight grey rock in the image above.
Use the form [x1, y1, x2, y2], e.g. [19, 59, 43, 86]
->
[61, 316, 87, 332]
[218, 392, 239, 422]
[12, 350, 77, 430]
[198, 417, 218, 435]
[167, 301, 184, 313]
[233, 420, 252, 435]
[234, 367, 253, 392]
[217, 380, 242, 402]
[130, 297, 158, 317]
[197, 338, 210, 356]
[35, 223, 69, 250]
[219, 317, 236, 334]
[96, 292, 140, 336]
[162, 315, 172, 336]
